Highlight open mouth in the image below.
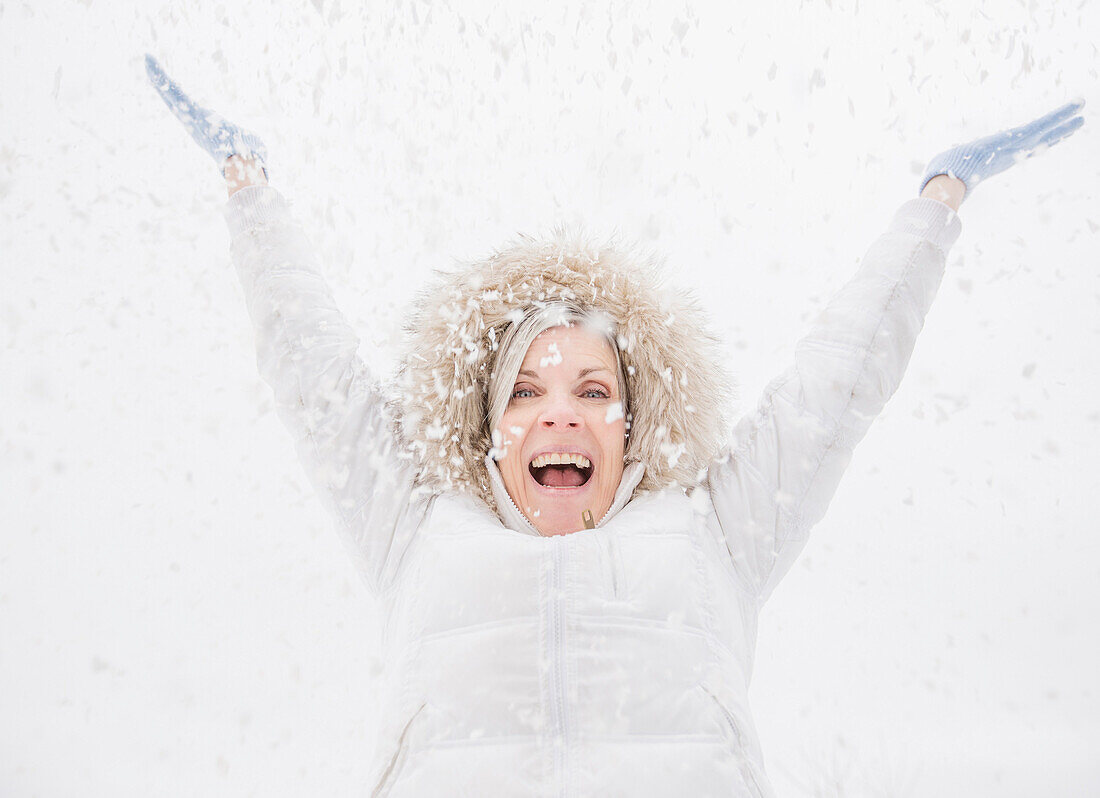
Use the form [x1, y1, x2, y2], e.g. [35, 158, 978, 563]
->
[529, 452, 593, 488]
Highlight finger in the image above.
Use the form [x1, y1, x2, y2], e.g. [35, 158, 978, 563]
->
[1013, 116, 1085, 166]
[1030, 98, 1085, 131]
[145, 57, 201, 121]
[144, 54, 209, 130]
[145, 55, 187, 108]
[1010, 98, 1086, 142]
[1037, 114, 1085, 148]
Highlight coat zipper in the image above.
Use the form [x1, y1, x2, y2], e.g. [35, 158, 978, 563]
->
[547, 535, 570, 798]
[701, 686, 764, 798]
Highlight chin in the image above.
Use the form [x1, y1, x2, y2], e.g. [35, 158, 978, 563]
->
[533, 502, 589, 536]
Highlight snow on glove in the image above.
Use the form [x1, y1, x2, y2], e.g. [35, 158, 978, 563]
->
[144, 54, 269, 178]
[919, 99, 1085, 202]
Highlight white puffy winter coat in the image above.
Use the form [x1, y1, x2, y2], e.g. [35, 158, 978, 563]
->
[225, 187, 961, 797]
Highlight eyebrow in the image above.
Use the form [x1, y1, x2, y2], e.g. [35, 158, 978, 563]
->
[517, 367, 614, 379]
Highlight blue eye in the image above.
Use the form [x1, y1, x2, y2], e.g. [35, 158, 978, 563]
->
[512, 388, 535, 399]
[582, 387, 610, 399]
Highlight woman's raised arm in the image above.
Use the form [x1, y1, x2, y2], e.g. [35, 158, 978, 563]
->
[145, 56, 429, 595]
[707, 101, 1085, 605]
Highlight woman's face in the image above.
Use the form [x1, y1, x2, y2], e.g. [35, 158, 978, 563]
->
[496, 324, 627, 536]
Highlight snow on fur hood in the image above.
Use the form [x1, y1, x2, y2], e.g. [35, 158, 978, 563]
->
[391, 226, 736, 514]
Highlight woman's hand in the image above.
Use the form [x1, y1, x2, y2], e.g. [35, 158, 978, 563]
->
[144, 54, 269, 196]
[919, 99, 1085, 204]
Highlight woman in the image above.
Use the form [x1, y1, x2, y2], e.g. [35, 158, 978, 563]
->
[146, 56, 1083, 797]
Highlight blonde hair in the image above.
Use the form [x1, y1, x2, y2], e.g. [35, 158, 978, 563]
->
[486, 303, 631, 449]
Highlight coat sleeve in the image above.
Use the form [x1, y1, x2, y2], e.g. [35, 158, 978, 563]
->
[223, 186, 430, 596]
[707, 197, 962, 604]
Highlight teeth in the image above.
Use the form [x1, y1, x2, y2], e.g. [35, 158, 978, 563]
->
[531, 453, 592, 469]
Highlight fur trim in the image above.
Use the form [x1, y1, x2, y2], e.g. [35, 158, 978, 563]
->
[388, 226, 736, 513]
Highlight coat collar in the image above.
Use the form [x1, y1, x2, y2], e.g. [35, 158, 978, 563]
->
[485, 456, 646, 536]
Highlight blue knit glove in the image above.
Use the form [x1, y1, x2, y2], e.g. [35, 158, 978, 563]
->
[144, 54, 269, 178]
[919, 99, 1085, 202]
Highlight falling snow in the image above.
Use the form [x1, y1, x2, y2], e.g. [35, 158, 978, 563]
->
[2, 1, 1099, 797]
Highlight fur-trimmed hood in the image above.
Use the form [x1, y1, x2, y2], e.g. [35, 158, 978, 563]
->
[391, 227, 735, 514]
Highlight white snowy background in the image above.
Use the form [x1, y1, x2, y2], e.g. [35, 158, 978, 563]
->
[2, 0, 1098, 795]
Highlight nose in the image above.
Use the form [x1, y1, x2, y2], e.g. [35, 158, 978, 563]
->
[538, 394, 583, 430]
